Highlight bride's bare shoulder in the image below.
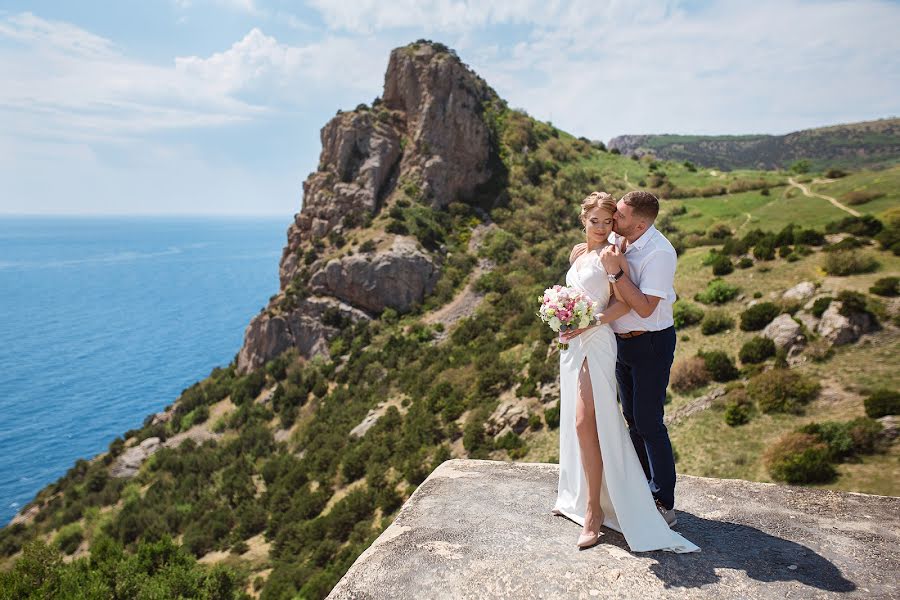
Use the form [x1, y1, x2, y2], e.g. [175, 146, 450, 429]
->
[569, 242, 588, 265]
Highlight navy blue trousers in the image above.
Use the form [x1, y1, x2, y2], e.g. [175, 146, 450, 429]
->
[615, 326, 677, 510]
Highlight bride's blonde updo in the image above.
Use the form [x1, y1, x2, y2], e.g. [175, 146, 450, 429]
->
[580, 191, 617, 223]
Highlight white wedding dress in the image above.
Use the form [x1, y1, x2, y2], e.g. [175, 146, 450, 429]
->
[552, 252, 699, 553]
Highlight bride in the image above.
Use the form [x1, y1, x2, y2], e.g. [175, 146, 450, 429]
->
[551, 191, 699, 553]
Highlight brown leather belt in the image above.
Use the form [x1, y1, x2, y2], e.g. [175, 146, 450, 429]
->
[616, 330, 648, 339]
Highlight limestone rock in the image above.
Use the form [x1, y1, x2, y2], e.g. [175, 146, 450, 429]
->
[237, 296, 371, 374]
[383, 44, 497, 209]
[328, 459, 899, 599]
[486, 401, 530, 438]
[310, 237, 440, 314]
[782, 281, 816, 303]
[350, 398, 407, 439]
[665, 386, 726, 426]
[795, 311, 819, 333]
[816, 303, 879, 346]
[877, 415, 898, 442]
[762, 314, 804, 351]
[238, 43, 502, 372]
[111, 437, 161, 478]
[236, 312, 293, 376]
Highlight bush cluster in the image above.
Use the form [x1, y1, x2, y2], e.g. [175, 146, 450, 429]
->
[669, 357, 711, 392]
[764, 432, 836, 484]
[723, 388, 754, 426]
[747, 369, 820, 413]
[739, 336, 776, 364]
[870, 276, 899, 297]
[822, 250, 879, 276]
[700, 309, 734, 335]
[740, 302, 779, 331]
[697, 350, 739, 382]
[864, 389, 900, 419]
[695, 279, 739, 305]
[673, 301, 704, 328]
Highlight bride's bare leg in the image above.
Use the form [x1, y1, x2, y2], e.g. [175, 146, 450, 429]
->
[575, 357, 605, 536]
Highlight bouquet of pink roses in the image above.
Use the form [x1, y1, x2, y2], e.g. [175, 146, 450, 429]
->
[537, 285, 599, 350]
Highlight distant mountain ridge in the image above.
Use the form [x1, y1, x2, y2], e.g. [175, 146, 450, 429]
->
[608, 117, 900, 171]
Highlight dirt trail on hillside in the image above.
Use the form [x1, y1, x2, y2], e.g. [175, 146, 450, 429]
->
[788, 177, 860, 217]
[423, 223, 496, 336]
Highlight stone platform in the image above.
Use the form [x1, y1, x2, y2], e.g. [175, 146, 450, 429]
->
[328, 459, 899, 599]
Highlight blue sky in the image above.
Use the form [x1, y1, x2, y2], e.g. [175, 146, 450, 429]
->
[1, 1, 898, 216]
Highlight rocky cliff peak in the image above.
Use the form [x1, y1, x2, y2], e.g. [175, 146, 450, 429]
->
[237, 41, 505, 374]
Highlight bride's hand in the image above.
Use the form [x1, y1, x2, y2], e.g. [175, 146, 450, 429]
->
[559, 323, 597, 341]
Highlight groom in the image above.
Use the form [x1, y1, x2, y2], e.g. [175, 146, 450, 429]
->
[599, 190, 680, 527]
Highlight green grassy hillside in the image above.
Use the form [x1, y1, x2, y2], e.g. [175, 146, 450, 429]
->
[608, 118, 900, 171]
[2, 93, 898, 598]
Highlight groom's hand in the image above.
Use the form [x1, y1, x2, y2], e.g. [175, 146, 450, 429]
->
[600, 244, 623, 272]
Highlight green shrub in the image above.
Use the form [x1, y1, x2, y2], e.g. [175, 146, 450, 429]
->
[736, 257, 753, 269]
[870, 276, 899, 297]
[793, 228, 825, 245]
[700, 310, 734, 335]
[711, 253, 734, 275]
[748, 369, 820, 413]
[740, 302, 779, 331]
[544, 401, 560, 429]
[53, 523, 83, 555]
[358, 240, 376, 253]
[835, 290, 874, 320]
[695, 279, 739, 305]
[864, 389, 900, 418]
[799, 418, 883, 460]
[764, 432, 836, 484]
[669, 357, 711, 392]
[822, 250, 879, 276]
[697, 350, 739, 382]
[739, 336, 776, 364]
[825, 215, 883, 237]
[723, 389, 753, 426]
[753, 238, 776, 261]
[822, 237, 865, 253]
[811, 297, 833, 318]
[673, 301, 704, 328]
[875, 224, 900, 255]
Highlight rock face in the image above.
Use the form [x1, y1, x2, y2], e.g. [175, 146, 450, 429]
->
[310, 237, 440, 314]
[328, 459, 899, 599]
[816, 303, 879, 346]
[782, 281, 817, 303]
[110, 437, 161, 478]
[486, 400, 530, 438]
[762, 314, 804, 351]
[238, 42, 501, 374]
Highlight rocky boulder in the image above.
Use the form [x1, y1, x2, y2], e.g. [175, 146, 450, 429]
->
[782, 281, 816, 303]
[111, 437, 161, 478]
[486, 400, 530, 438]
[877, 415, 898, 442]
[237, 296, 370, 374]
[816, 303, 879, 346]
[310, 237, 440, 314]
[762, 314, 804, 351]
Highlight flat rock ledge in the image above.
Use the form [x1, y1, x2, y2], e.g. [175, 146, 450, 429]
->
[328, 459, 899, 599]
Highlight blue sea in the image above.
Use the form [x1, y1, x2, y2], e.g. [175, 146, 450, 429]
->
[0, 215, 288, 526]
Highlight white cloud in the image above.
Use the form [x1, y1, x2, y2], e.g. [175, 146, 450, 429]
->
[0, 12, 264, 145]
[175, 28, 386, 103]
[305, 0, 900, 138]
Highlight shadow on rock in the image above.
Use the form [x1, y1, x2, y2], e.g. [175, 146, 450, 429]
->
[604, 513, 856, 593]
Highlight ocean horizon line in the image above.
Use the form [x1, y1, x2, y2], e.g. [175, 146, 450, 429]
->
[0, 212, 294, 219]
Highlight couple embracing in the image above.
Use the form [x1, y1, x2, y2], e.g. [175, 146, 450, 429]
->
[551, 190, 700, 553]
